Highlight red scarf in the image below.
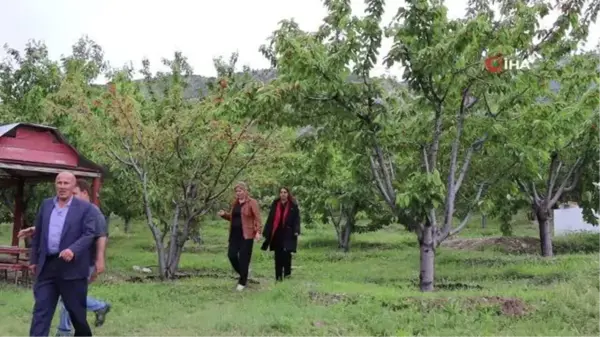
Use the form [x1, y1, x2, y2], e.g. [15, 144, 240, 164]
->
[271, 200, 290, 236]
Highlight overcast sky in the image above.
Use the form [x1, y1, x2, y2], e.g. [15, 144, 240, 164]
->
[1, 0, 598, 80]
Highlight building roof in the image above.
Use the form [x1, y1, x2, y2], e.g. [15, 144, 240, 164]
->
[0, 122, 105, 183]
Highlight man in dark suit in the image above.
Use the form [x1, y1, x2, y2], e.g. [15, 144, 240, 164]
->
[29, 171, 97, 337]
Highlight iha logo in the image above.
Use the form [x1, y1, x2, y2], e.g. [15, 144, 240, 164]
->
[484, 54, 504, 73]
[484, 54, 532, 73]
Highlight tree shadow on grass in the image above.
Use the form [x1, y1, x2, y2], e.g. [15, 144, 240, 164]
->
[124, 267, 262, 284]
[436, 282, 485, 290]
[354, 274, 484, 290]
[456, 268, 572, 286]
[437, 255, 515, 268]
[301, 238, 416, 251]
[137, 243, 225, 254]
[500, 269, 571, 285]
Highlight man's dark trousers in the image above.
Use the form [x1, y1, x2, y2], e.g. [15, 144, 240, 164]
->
[30, 255, 91, 337]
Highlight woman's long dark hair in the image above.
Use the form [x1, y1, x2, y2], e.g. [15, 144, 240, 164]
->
[280, 186, 295, 203]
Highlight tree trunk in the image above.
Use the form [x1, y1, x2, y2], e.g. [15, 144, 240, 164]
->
[340, 219, 354, 252]
[163, 205, 183, 279]
[338, 204, 357, 252]
[333, 219, 343, 248]
[166, 244, 184, 278]
[481, 214, 487, 228]
[536, 211, 554, 257]
[155, 243, 168, 279]
[419, 225, 435, 292]
[123, 216, 131, 233]
[141, 176, 168, 279]
[336, 229, 344, 249]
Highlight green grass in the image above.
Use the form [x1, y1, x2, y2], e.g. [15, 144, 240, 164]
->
[0, 215, 598, 336]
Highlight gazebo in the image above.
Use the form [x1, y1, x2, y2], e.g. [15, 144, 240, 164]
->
[0, 123, 104, 281]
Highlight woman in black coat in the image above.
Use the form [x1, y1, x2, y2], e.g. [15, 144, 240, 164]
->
[261, 187, 301, 281]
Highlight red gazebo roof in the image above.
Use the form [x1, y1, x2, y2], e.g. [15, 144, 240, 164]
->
[0, 122, 104, 184]
[0, 123, 105, 250]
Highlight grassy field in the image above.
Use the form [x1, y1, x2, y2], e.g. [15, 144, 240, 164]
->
[0, 214, 598, 336]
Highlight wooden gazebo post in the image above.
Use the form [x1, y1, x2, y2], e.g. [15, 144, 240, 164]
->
[92, 177, 101, 207]
[11, 179, 24, 246]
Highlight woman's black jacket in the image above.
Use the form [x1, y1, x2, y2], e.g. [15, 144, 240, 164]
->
[261, 198, 301, 252]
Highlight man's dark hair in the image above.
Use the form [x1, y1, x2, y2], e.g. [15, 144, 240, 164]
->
[75, 179, 92, 196]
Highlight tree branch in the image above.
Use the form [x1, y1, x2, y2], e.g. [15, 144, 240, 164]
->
[516, 178, 535, 204]
[549, 157, 583, 206]
[205, 129, 274, 203]
[546, 152, 561, 201]
[373, 141, 395, 200]
[448, 183, 486, 237]
[442, 84, 474, 232]
[120, 138, 144, 179]
[454, 134, 488, 195]
[531, 182, 541, 204]
[368, 143, 396, 212]
[204, 119, 255, 200]
[428, 109, 443, 171]
[422, 144, 431, 173]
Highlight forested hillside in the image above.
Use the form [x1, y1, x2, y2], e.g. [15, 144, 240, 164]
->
[133, 68, 278, 99]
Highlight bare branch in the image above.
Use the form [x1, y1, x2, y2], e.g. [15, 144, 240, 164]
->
[186, 207, 210, 223]
[531, 182, 541, 203]
[120, 138, 144, 179]
[368, 144, 398, 213]
[106, 147, 137, 174]
[205, 129, 274, 203]
[205, 119, 255, 200]
[448, 183, 486, 237]
[562, 163, 584, 193]
[454, 134, 488, 195]
[546, 152, 561, 201]
[516, 178, 536, 203]
[428, 110, 443, 171]
[369, 155, 395, 209]
[549, 157, 583, 206]
[442, 84, 474, 231]
[516, 179, 541, 206]
[422, 145, 431, 173]
[372, 141, 396, 201]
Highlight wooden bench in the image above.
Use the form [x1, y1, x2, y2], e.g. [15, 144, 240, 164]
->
[0, 246, 30, 284]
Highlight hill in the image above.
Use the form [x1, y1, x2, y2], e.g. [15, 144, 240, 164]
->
[128, 68, 405, 100]
[132, 68, 278, 100]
